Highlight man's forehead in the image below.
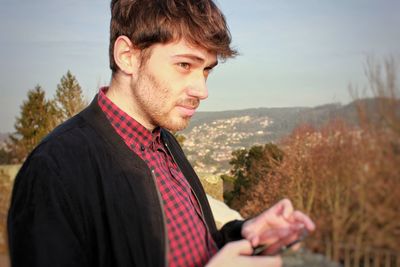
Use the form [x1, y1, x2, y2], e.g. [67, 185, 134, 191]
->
[155, 39, 217, 64]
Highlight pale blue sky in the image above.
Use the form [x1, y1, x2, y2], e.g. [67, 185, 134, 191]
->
[0, 0, 399, 132]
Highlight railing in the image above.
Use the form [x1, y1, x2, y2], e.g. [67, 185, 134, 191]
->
[323, 242, 400, 267]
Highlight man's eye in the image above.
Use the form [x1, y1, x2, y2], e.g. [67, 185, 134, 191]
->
[178, 63, 190, 70]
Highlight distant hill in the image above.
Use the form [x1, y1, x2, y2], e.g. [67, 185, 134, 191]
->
[180, 98, 380, 174]
[0, 98, 386, 174]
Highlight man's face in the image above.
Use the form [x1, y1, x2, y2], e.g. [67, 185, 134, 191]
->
[130, 39, 218, 131]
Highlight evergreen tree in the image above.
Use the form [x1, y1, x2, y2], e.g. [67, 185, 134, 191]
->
[54, 71, 86, 123]
[9, 85, 56, 162]
[226, 143, 284, 209]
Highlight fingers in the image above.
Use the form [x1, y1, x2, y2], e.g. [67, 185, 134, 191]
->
[256, 226, 297, 245]
[241, 199, 316, 250]
[242, 206, 293, 247]
[260, 230, 300, 256]
[257, 222, 312, 256]
[253, 199, 294, 223]
[270, 198, 294, 219]
[246, 224, 302, 250]
[242, 214, 293, 247]
[291, 211, 316, 232]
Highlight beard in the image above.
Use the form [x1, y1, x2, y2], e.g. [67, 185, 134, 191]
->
[131, 67, 199, 132]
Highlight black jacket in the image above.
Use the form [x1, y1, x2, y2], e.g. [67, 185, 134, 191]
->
[7, 96, 243, 267]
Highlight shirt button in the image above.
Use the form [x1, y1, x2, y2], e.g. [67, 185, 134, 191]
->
[140, 144, 145, 151]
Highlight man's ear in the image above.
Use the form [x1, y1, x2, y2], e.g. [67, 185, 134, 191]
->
[113, 35, 140, 75]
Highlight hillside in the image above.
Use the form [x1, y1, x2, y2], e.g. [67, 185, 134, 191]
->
[0, 98, 380, 174]
[180, 99, 370, 174]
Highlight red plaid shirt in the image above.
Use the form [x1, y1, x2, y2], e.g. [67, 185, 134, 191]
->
[98, 88, 218, 266]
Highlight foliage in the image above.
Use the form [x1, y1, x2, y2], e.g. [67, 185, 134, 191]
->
[228, 57, 400, 262]
[239, 119, 400, 259]
[225, 143, 284, 210]
[54, 70, 87, 123]
[0, 148, 11, 165]
[9, 86, 57, 162]
[7, 71, 86, 163]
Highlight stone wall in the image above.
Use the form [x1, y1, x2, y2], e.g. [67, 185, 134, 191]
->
[0, 164, 20, 255]
[198, 173, 224, 201]
[0, 165, 20, 183]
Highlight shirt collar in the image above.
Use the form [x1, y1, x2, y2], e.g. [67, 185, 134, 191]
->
[97, 87, 162, 151]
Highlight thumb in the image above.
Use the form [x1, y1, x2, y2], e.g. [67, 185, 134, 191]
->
[223, 239, 253, 256]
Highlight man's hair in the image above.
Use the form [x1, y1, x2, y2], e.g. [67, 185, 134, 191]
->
[109, 0, 237, 74]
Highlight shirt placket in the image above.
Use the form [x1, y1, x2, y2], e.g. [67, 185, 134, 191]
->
[154, 140, 201, 216]
[160, 141, 219, 256]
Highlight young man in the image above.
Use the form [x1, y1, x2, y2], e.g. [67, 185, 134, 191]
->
[8, 0, 315, 266]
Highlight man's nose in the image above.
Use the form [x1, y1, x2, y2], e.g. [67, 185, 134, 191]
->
[187, 74, 209, 100]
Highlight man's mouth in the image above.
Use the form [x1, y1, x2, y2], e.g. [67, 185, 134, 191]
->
[176, 105, 197, 117]
[176, 98, 200, 117]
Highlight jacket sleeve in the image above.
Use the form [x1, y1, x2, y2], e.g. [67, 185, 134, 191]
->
[7, 153, 88, 267]
[217, 219, 246, 247]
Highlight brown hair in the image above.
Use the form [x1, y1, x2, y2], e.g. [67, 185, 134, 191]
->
[109, 0, 237, 73]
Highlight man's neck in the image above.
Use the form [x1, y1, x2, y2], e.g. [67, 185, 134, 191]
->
[106, 79, 156, 131]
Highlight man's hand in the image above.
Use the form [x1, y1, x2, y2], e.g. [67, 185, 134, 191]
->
[241, 199, 315, 255]
[206, 240, 282, 267]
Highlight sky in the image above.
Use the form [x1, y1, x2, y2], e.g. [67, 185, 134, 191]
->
[0, 0, 399, 132]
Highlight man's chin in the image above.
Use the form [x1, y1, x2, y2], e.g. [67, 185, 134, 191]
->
[161, 116, 191, 132]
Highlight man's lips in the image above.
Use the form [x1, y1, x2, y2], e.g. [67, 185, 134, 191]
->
[176, 98, 199, 117]
[176, 105, 197, 117]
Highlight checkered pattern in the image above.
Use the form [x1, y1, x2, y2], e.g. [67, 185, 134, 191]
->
[98, 88, 218, 267]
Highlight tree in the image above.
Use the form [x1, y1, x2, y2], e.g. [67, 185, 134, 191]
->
[54, 71, 87, 123]
[238, 119, 400, 261]
[364, 56, 399, 135]
[350, 56, 400, 135]
[9, 86, 56, 162]
[223, 57, 400, 264]
[0, 148, 11, 164]
[225, 143, 284, 210]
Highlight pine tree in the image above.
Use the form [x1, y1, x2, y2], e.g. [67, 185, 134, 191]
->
[54, 70, 87, 123]
[9, 85, 56, 162]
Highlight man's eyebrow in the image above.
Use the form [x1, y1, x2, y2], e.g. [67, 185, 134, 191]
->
[207, 60, 219, 69]
[172, 54, 218, 68]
